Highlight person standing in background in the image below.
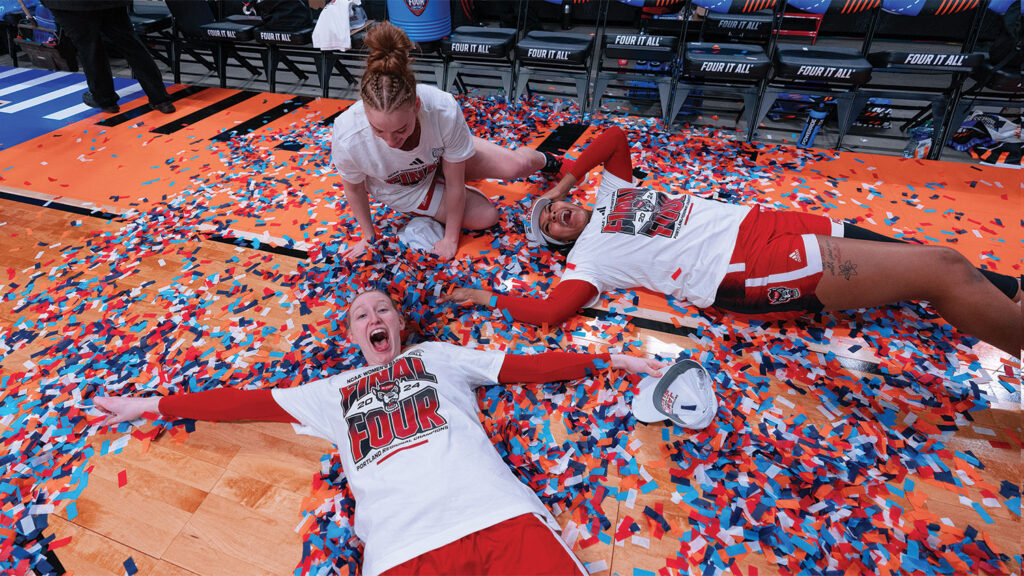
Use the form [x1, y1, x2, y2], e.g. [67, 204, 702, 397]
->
[42, 0, 176, 114]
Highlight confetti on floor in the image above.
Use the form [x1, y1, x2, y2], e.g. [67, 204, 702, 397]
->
[0, 89, 1019, 576]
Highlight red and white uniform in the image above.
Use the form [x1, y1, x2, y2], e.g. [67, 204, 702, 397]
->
[159, 346, 600, 576]
[331, 84, 475, 215]
[494, 127, 844, 324]
[561, 172, 750, 309]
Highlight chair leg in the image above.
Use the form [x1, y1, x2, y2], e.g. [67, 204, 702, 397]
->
[515, 68, 531, 101]
[445, 62, 460, 93]
[657, 78, 672, 121]
[840, 91, 873, 148]
[669, 87, 693, 125]
[321, 51, 334, 98]
[834, 92, 856, 150]
[752, 89, 780, 142]
[939, 98, 973, 160]
[182, 45, 215, 72]
[313, 52, 324, 97]
[590, 75, 610, 114]
[575, 76, 588, 111]
[172, 38, 181, 84]
[215, 44, 227, 88]
[267, 46, 279, 93]
[432, 65, 445, 89]
[926, 96, 948, 160]
[229, 47, 263, 78]
[279, 52, 307, 80]
[741, 91, 759, 140]
[498, 69, 512, 100]
[332, 57, 356, 85]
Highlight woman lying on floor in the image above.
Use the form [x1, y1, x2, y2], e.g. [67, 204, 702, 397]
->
[441, 127, 1022, 355]
[94, 289, 665, 576]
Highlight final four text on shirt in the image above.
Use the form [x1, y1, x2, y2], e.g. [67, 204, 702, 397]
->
[340, 356, 451, 468]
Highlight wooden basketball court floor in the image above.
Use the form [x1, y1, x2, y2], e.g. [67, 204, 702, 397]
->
[0, 71, 1020, 576]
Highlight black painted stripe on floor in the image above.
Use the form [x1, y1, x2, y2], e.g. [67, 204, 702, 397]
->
[581, 307, 697, 337]
[150, 90, 260, 135]
[0, 190, 310, 259]
[580, 307, 881, 374]
[203, 232, 310, 258]
[536, 122, 589, 155]
[0, 190, 117, 220]
[0, 191, 886, 369]
[275, 140, 305, 151]
[212, 96, 316, 142]
[96, 86, 209, 127]
[321, 101, 353, 127]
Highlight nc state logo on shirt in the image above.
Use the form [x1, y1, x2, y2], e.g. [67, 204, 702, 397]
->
[341, 357, 448, 468]
[372, 381, 402, 412]
[405, 0, 429, 16]
[601, 188, 691, 239]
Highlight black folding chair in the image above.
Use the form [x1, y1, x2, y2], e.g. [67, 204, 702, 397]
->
[164, 0, 263, 87]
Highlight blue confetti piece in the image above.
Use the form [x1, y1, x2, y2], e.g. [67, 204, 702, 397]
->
[971, 502, 994, 524]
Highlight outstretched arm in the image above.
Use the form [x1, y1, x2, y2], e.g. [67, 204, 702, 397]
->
[541, 127, 634, 202]
[93, 388, 298, 427]
[440, 279, 599, 326]
[498, 351, 666, 385]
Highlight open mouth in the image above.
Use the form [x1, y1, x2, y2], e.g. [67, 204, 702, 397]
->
[369, 328, 390, 352]
[558, 209, 572, 226]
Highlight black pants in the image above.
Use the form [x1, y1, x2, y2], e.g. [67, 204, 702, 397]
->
[49, 6, 170, 107]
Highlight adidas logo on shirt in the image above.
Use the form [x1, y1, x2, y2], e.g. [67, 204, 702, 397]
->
[789, 250, 802, 263]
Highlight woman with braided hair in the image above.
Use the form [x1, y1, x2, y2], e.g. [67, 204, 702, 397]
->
[332, 22, 562, 261]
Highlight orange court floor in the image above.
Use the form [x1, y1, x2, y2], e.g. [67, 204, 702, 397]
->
[0, 83, 1020, 576]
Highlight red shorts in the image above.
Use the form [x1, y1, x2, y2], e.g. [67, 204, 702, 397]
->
[382, 514, 586, 576]
[715, 206, 843, 315]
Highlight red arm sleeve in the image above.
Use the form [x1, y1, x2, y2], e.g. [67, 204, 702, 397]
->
[493, 279, 598, 326]
[567, 126, 633, 183]
[159, 388, 298, 423]
[498, 351, 612, 384]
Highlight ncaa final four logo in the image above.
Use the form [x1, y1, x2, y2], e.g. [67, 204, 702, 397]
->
[405, 0, 428, 16]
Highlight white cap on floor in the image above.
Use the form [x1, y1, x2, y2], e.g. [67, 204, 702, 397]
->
[631, 359, 717, 430]
[397, 217, 443, 252]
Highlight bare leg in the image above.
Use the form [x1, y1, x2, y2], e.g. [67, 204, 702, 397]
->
[814, 236, 1022, 356]
[464, 137, 545, 181]
[433, 186, 499, 230]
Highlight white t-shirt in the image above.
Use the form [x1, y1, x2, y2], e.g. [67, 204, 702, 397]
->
[562, 171, 751, 309]
[331, 84, 476, 213]
[271, 342, 556, 576]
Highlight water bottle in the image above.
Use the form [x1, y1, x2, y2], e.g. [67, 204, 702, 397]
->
[797, 103, 828, 148]
[902, 123, 934, 158]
